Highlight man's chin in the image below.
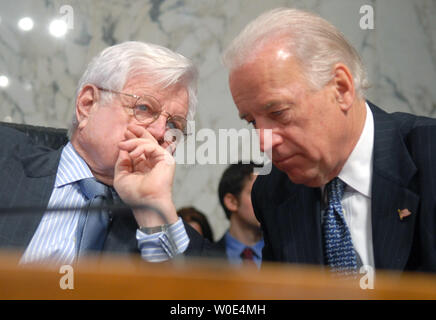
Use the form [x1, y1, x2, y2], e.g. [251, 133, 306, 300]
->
[284, 170, 323, 188]
[273, 159, 325, 187]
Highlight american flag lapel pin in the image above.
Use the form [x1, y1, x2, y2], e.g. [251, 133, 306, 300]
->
[398, 208, 412, 221]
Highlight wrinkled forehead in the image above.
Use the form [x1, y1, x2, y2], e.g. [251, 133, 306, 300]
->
[229, 48, 305, 96]
[122, 74, 184, 94]
[228, 32, 295, 69]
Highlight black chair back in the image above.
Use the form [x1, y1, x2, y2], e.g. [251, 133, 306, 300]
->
[0, 122, 68, 150]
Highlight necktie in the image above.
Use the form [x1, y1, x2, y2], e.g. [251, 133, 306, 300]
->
[240, 247, 256, 266]
[322, 178, 358, 274]
[76, 178, 112, 257]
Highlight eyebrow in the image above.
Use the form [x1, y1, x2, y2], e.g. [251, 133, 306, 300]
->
[239, 102, 279, 119]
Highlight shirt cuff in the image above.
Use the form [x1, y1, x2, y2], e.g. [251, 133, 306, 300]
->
[136, 217, 190, 262]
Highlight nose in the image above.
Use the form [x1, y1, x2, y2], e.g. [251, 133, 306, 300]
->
[258, 128, 282, 153]
[145, 115, 167, 144]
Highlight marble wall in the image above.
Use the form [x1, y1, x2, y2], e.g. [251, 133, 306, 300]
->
[1, 0, 435, 240]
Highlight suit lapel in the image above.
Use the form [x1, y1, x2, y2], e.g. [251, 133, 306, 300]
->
[0, 144, 62, 250]
[370, 103, 419, 270]
[275, 177, 324, 265]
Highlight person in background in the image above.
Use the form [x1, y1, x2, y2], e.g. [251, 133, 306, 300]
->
[177, 206, 214, 242]
[216, 163, 263, 268]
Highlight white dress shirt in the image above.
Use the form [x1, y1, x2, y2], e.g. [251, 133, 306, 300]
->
[171, 103, 377, 266]
[323, 102, 375, 269]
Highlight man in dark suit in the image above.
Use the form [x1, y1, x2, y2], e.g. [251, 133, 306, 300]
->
[0, 41, 201, 265]
[216, 8, 436, 273]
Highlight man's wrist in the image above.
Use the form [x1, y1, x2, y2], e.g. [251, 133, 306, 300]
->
[133, 199, 178, 228]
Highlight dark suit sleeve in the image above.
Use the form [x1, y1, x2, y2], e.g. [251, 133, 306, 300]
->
[407, 125, 436, 272]
[183, 221, 226, 259]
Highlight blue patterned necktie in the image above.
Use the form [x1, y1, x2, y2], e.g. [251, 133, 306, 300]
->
[322, 177, 358, 274]
[76, 178, 112, 257]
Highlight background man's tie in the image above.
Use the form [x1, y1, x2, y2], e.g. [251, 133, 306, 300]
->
[240, 247, 256, 266]
[77, 178, 112, 257]
[322, 177, 358, 274]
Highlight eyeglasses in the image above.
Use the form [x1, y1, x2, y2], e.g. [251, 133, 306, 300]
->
[97, 87, 189, 136]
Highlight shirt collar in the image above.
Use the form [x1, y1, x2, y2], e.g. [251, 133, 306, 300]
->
[338, 102, 374, 198]
[224, 231, 264, 258]
[55, 142, 94, 187]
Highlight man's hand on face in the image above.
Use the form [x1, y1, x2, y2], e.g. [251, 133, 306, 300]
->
[114, 124, 178, 227]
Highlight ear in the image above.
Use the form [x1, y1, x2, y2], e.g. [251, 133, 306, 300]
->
[75, 84, 101, 130]
[223, 193, 239, 213]
[331, 63, 355, 112]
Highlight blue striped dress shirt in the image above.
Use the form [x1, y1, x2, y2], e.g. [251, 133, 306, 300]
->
[20, 142, 189, 265]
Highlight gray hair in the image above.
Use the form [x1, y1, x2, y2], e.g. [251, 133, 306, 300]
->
[222, 8, 369, 97]
[68, 41, 198, 138]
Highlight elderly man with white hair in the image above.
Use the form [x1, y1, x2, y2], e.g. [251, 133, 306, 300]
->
[0, 41, 202, 265]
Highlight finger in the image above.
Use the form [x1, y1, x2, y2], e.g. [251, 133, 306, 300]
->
[114, 150, 133, 175]
[119, 138, 171, 164]
[119, 138, 155, 152]
[133, 154, 149, 171]
[126, 124, 146, 137]
[132, 153, 146, 165]
[128, 143, 160, 160]
[127, 124, 158, 144]
[124, 129, 137, 140]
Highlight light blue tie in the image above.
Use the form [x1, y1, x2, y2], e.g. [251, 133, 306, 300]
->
[76, 178, 112, 257]
[322, 178, 358, 274]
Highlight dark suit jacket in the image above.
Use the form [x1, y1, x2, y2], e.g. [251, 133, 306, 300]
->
[251, 102, 436, 272]
[215, 234, 227, 253]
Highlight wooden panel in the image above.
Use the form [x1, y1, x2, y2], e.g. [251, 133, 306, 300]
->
[0, 252, 435, 299]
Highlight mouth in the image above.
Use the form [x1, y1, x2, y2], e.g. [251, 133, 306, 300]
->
[273, 154, 295, 165]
